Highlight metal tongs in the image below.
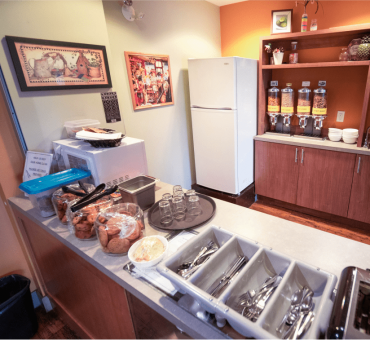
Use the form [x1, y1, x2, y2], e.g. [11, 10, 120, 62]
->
[61, 181, 91, 197]
[70, 183, 118, 212]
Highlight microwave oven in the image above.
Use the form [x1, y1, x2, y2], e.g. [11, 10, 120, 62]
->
[53, 137, 148, 187]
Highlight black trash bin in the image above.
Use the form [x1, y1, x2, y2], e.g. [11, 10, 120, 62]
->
[0, 274, 38, 339]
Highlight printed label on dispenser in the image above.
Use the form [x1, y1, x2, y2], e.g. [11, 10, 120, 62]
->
[281, 107, 294, 113]
[297, 106, 311, 113]
[268, 105, 280, 112]
[312, 108, 327, 115]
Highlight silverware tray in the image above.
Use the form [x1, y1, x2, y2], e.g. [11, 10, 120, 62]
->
[157, 225, 337, 339]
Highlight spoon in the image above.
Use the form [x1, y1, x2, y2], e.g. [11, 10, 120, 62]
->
[276, 289, 304, 333]
[291, 296, 313, 340]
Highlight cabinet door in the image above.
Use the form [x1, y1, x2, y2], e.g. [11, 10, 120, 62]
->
[296, 148, 356, 217]
[348, 155, 370, 223]
[255, 141, 300, 204]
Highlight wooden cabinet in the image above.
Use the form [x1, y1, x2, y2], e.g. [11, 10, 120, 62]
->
[255, 141, 356, 218]
[255, 141, 300, 204]
[348, 155, 370, 223]
[296, 148, 356, 217]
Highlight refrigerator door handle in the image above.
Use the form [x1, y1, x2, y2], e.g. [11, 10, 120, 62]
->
[191, 105, 233, 110]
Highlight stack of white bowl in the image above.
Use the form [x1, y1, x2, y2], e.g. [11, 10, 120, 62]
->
[328, 128, 342, 142]
[343, 129, 359, 144]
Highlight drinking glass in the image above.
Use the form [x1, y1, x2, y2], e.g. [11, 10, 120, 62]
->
[185, 189, 196, 204]
[173, 185, 183, 195]
[162, 193, 173, 211]
[188, 195, 202, 216]
[159, 201, 173, 225]
[172, 196, 186, 220]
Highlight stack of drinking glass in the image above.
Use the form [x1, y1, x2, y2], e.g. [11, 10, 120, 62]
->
[159, 185, 202, 225]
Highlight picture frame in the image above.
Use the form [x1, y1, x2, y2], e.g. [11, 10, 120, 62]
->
[6, 36, 112, 91]
[271, 9, 293, 34]
[124, 51, 174, 111]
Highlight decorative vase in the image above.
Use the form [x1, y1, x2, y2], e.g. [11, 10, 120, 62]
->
[273, 52, 284, 65]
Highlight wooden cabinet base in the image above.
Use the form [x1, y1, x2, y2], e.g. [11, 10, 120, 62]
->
[256, 195, 370, 239]
[13, 210, 136, 339]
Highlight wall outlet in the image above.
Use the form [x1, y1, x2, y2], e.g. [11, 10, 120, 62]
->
[337, 111, 345, 122]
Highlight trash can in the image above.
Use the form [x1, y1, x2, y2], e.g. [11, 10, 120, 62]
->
[0, 274, 38, 339]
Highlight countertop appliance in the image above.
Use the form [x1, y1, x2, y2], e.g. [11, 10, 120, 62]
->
[327, 266, 370, 339]
[53, 137, 148, 187]
[188, 57, 257, 195]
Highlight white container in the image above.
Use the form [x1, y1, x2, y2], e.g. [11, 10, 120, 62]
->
[273, 52, 284, 65]
[128, 235, 169, 269]
[328, 134, 342, 142]
[328, 128, 342, 134]
[64, 119, 100, 138]
[343, 128, 359, 135]
[343, 137, 358, 144]
[28, 188, 56, 217]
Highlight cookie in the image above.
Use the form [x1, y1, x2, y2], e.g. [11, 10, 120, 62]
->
[107, 238, 131, 254]
[138, 220, 145, 230]
[75, 222, 92, 231]
[98, 216, 107, 224]
[72, 216, 82, 226]
[57, 210, 64, 220]
[87, 212, 98, 224]
[75, 230, 93, 239]
[127, 222, 140, 241]
[61, 215, 67, 223]
[99, 226, 108, 247]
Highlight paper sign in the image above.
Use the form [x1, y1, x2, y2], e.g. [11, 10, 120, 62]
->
[23, 151, 53, 182]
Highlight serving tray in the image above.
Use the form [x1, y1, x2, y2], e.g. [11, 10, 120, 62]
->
[147, 193, 216, 230]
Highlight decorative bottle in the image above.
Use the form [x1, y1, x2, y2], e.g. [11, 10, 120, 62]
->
[301, 8, 308, 32]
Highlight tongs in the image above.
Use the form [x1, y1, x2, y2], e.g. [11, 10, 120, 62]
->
[61, 181, 91, 197]
[70, 184, 118, 212]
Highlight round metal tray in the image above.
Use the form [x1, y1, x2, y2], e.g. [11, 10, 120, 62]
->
[147, 194, 216, 230]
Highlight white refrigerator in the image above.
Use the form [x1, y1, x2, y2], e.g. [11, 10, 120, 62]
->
[188, 57, 257, 195]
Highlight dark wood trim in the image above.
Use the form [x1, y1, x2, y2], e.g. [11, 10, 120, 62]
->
[357, 66, 370, 147]
[191, 183, 255, 208]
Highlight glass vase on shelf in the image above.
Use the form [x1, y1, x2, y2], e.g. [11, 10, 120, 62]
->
[348, 38, 362, 61]
[339, 48, 349, 62]
[310, 19, 317, 31]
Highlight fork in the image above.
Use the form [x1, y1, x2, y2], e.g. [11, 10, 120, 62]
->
[245, 287, 275, 321]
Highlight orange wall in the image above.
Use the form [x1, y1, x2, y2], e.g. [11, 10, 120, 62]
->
[221, 1, 370, 59]
[220, 1, 370, 131]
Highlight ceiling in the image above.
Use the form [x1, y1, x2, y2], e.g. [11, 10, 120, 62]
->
[205, 0, 247, 6]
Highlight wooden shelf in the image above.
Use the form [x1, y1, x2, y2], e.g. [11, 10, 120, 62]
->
[258, 23, 370, 147]
[262, 61, 370, 69]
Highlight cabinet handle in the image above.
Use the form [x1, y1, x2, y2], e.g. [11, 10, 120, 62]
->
[301, 149, 304, 164]
[295, 148, 298, 163]
[357, 157, 361, 173]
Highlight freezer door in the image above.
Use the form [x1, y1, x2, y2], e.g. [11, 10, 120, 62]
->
[188, 58, 236, 110]
[191, 108, 238, 194]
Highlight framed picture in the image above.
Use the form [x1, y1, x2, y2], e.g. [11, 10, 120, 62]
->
[271, 9, 293, 34]
[124, 52, 174, 111]
[6, 36, 112, 91]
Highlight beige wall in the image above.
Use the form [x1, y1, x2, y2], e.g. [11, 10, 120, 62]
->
[0, 0, 124, 153]
[103, 1, 221, 188]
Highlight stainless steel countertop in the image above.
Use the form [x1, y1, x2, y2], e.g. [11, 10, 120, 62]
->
[254, 134, 370, 155]
[8, 182, 370, 339]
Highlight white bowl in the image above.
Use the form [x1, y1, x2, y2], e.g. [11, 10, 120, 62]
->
[343, 128, 359, 136]
[128, 235, 168, 269]
[328, 132, 342, 137]
[328, 128, 342, 133]
[328, 134, 342, 142]
[343, 137, 357, 144]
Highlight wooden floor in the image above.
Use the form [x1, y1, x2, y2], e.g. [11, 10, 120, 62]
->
[32, 306, 80, 339]
[250, 199, 370, 246]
